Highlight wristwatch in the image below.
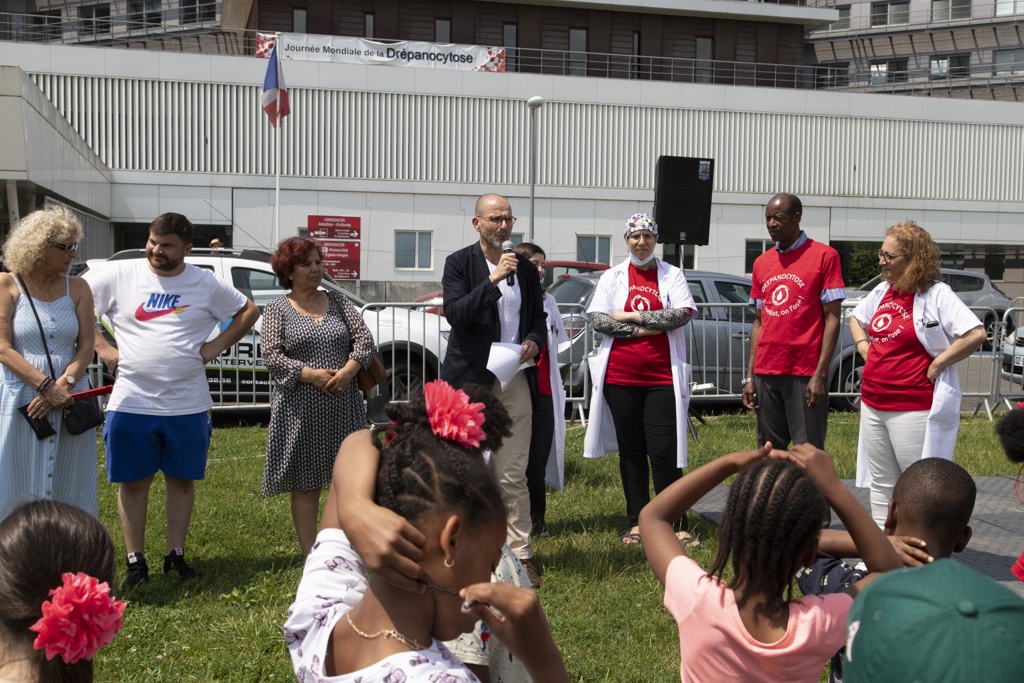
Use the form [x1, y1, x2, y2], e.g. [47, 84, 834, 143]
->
[63, 374, 75, 386]
[741, 377, 754, 385]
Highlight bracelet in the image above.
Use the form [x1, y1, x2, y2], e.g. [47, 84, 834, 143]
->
[856, 339, 870, 347]
[36, 376, 53, 393]
[741, 377, 754, 385]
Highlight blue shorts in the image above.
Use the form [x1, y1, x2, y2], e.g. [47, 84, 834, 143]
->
[104, 410, 212, 483]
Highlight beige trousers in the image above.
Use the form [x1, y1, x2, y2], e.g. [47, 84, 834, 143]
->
[491, 372, 534, 560]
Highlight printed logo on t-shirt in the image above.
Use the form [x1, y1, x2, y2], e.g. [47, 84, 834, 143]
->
[135, 293, 191, 322]
[761, 273, 806, 318]
[868, 301, 910, 344]
[630, 284, 663, 312]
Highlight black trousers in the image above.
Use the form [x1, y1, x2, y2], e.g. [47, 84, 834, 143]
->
[526, 392, 555, 532]
[603, 384, 685, 530]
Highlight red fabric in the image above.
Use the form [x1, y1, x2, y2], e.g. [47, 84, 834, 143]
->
[1012, 550, 1024, 583]
[860, 288, 934, 412]
[751, 239, 845, 377]
[536, 345, 552, 395]
[605, 264, 673, 386]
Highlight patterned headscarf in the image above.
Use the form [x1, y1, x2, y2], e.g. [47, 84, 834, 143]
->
[624, 213, 658, 240]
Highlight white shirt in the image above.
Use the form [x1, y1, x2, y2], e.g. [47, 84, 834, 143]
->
[487, 260, 522, 344]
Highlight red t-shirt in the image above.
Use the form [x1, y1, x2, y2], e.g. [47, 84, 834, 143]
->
[751, 239, 845, 377]
[859, 287, 934, 412]
[605, 264, 673, 386]
[536, 344, 552, 396]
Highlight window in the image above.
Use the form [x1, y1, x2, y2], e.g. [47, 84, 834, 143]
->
[695, 37, 714, 83]
[688, 281, 709, 319]
[932, 0, 971, 21]
[994, 49, 1024, 76]
[231, 267, 286, 310]
[293, 8, 307, 33]
[947, 273, 983, 293]
[576, 235, 610, 265]
[181, 0, 215, 24]
[365, 13, 374, 38]
[79, 4, 110, 37]
[435, 18, 451, 43]
[930, 54, 970, 78]
[568, 28, 587, 76]
[871, 1, 910, 26]
[509, 233, 524, 246]
[715, 280, 754, 323]
[745, 240, 771, 274]
[995, 0, 1024, 16]
[816, 63, 850, 88]
[832, 5, 851, 30]
[631, 31, 641, 80]
[31, 10, 62, 42]
[127, 0, 161, 31]
[395, 231, 432, 269]
[503, 24, 517, 72]
[870, 58, 908, 85]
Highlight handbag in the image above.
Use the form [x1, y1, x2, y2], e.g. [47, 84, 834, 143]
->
[17, 274, 106, 436]
[326, 291, 387, 391]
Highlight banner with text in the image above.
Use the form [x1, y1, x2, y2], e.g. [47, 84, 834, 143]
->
[257, 33, 505, 72]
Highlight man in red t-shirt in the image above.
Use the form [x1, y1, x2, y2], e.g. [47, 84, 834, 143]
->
[742, 194, 845, 470]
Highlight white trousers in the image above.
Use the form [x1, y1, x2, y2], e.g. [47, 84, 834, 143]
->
[860, 403, 929, 526]
[491, 372, 534, 560]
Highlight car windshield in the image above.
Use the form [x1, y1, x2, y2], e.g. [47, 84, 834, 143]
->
[857, 274, 883, 291]
[548, 278, 596, 306]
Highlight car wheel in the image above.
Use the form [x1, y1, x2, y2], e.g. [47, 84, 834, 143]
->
[830, 355, 864, 412]
[385, 355, 436, 402]
[983, 315, 998, 352]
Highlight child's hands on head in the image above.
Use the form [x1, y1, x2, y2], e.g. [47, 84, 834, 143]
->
[728, 442, 773, 471]
[343, 502, 426, 593]
[768, 443, 842, 497]
[888, 535, 933, 567]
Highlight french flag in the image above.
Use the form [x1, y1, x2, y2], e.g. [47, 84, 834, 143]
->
[261, 42, 290, 127]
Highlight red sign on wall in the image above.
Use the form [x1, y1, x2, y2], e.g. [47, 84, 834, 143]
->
[307, 215, 361, 280]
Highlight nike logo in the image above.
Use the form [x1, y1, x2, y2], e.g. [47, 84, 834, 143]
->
[135, 303, 190, 321]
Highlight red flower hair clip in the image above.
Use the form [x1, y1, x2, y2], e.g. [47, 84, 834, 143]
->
[424, 380, 487, 449]
[1017, 401, 1024, 411]
[30, 572, 126, 664]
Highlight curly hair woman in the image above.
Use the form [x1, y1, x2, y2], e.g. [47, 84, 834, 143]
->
[849, 220, 986, 525]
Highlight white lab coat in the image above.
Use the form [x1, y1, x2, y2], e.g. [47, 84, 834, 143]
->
[583, 259, 697, 468]
[851, 280, 983, 487]
[542, 292, 569, 491]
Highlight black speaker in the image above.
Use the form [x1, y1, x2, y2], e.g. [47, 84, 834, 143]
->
[653, 156, 714, 246]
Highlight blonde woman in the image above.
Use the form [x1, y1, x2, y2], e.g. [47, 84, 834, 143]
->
[0, 207, 96, 519]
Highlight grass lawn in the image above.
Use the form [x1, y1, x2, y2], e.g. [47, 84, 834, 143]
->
[93, 411, 1017, 682]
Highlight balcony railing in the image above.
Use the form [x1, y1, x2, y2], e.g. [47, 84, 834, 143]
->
[0, 12, 1017, 102]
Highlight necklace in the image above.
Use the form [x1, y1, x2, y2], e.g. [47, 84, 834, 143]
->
[24, 273, 60, 301]
[345, 612, 427, 652]
[421, 580, 460, 596]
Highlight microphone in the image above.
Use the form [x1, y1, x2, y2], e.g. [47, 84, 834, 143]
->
[501, 240, 515, 286]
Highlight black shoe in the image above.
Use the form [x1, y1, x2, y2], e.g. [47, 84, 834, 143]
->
[163, 549, 199, 580]
[122, 553, 149, 591]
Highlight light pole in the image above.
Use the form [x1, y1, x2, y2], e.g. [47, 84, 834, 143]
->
[527, 95, 544, 243]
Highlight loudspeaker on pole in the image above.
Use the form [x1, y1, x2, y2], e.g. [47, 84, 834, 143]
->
[653, 156, 714, 246]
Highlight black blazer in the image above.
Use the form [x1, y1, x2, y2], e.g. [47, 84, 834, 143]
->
[440, 242, 547, 388]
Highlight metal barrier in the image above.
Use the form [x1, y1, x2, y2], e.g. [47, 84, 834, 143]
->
[85, 299, 1014, 420]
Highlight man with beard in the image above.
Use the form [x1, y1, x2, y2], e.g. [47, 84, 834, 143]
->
[441, 194, 547, 587]
[86, 213, 258, 590]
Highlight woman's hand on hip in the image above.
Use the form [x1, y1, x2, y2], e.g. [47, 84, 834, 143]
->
[926, 359, 942, 383]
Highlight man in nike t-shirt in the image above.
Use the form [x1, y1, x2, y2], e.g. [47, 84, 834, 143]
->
[86, 213, 258, 590]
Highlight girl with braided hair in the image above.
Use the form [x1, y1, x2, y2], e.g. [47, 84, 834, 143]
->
[284, 381, 568, 683]
[639, 443, 901, 682]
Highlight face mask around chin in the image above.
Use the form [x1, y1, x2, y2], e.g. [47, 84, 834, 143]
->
[630, 252, 656, 267]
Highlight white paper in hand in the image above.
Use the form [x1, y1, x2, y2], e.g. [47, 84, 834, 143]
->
[487, 342, 531, 390]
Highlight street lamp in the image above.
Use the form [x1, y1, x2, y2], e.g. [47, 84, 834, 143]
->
[527, 95, 544, 243]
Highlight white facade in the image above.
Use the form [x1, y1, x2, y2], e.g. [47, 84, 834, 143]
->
[1, 39, 1023, 288]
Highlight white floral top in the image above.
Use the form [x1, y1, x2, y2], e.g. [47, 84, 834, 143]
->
[285, 528, 481, 683]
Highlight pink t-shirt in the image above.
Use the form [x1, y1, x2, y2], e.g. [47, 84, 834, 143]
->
[664, 556, 852, 683]
[751, 239, 845, 377]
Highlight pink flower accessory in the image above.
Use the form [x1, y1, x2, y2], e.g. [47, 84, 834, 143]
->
[30, 572, 126, 664]
[1016, 401, 1024, 410]
[423, 380, 487, 449]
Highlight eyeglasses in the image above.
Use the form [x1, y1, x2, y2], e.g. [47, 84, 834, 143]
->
[877, 250, 906, 264]
[50, 242, 80, 253]
[477, 215, 517, 226]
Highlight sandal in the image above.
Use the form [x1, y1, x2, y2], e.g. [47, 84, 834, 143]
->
[620, 528, 642, 545]
[676, 531, 701, 548]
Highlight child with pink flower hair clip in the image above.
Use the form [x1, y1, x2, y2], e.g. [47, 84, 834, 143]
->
[0, 500, 125, 683]
[283, 381, 569, 683]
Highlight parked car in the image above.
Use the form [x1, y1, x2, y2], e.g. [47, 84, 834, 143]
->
[84, 248, 450, 408]
[846, 268, 1013, 351]
[548, 271, 864, 411]
[1000, 327, 1024, 386]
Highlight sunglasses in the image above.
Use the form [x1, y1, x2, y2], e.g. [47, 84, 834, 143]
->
[51, 242, 80, 253]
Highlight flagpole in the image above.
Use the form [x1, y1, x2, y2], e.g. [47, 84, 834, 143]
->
[274, 33, 282, 246]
